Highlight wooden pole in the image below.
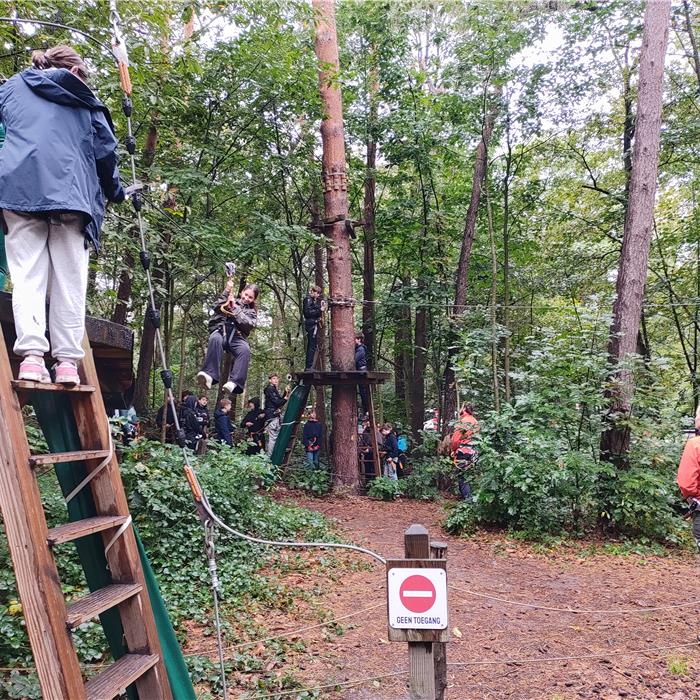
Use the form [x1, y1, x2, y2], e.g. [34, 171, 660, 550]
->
[430, 541, 448, 700]
[312, 0, 358, 491]
[404, 524, 436, 700]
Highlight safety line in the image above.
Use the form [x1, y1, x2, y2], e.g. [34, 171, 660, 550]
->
[450, 584, 700, 615]
[249, 669, 410, 699]
[445, 641, 700, 667]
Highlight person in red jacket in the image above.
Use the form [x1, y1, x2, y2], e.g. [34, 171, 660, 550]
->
[677, 408, 700, 551]
[451, 403, 479, 501]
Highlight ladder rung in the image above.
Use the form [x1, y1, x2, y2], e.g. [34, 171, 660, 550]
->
[47, 516, 128, 546]
[11, 380, 95, 393]
[66, 584, 142, 629]
[29, 449, 111, 468]
[84, 653, 159, 700]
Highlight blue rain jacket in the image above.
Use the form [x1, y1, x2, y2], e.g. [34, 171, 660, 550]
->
[0, 68, 124, 249]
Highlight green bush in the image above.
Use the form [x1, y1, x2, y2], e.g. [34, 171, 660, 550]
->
[284, 465, 331, 496]
[367, 476, 402, 501]
[400, 457, 454, 501]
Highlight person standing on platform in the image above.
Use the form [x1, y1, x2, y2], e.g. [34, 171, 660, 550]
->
[303, 284, 326, 370]
[264, 373, 290, 457]
[354, 332, 370, 417]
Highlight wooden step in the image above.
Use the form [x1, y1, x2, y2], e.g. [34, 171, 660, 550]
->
[11, 380, 95, 393]
[47, 516, 128, 546]
[29, 449, 110, 468]
[66, 584, 142, 629]
[84, 653, 159, 700]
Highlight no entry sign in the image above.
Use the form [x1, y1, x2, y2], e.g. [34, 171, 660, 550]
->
[387, 566, 448, 630]
[400, 574, 436, 613]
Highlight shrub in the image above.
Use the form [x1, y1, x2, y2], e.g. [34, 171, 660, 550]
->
[367, 477, 402, 501]
[285, 465, 331, 496]
[400, 457, 454, 501]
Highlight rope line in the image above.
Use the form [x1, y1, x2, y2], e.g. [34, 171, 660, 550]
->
[445, 641, 700, 667]
[450, 584, 700, 615]
[249, 670, 409, 699]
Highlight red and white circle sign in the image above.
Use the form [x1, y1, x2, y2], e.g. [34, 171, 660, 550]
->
[399, 574, 436, 613]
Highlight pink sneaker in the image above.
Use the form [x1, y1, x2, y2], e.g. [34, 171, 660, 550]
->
[18, 356, 50, 383]
[54, 361, 80, 386]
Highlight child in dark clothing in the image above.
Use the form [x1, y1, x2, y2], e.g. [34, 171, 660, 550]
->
[302, 409, 323, 468]
[381, 423, 399, 481]
[180, 395, 203, 451]
[214, 398, 234, 447]
[197, 278, 259, 395]
[354, 332, 369, 416]
[302, 285, 326, 370]
[241, 396, 265, 455]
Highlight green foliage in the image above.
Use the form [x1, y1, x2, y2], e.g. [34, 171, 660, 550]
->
[443, 500, 478, 536]
[400, 457, 453, 501]
[284, 466, 331, 496]
[367, 476, 402, 501]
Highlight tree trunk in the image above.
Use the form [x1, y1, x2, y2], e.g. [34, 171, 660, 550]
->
[314, 239, 329, 456]
[411, 289, 427, 440]
[112, 248, 134, 326]
[600, 0, 671, 467]
[362, 63, 378, 367]
[683, 0, 700, 88]
[442, 96, 498, 432]
[502, 124, 512, 404]
[486, 183, 500, 412]
[313, 0, 358, 491]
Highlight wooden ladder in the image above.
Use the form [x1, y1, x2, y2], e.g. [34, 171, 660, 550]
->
[0, 327, 172, 700]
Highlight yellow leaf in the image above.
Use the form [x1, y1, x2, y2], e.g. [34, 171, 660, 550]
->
[8, 599, 22, 616]
[452, 627, 462, 638]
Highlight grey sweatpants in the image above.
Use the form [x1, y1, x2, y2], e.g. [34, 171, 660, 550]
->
[200, 329, 250, 392]
[266, 416, 281, 457]
[3, 210, 89, 362]
[692, 512, 700, 553]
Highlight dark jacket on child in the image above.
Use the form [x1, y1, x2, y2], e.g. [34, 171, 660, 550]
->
[383, 432, 399, 460]
[180, 396, 202, 447]
[302, 419, 323, 451]
[264, 383, 287, 421]
[241, 404, 266, 439]
[207, 292, 257, 339]
[214, 408, 234, 447]
[0, 68, 124, 249]
[355, 342, 368, 371]
[302, 294, 323, 330]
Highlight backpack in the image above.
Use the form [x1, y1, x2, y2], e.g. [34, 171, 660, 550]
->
[397, 435, 408, 452]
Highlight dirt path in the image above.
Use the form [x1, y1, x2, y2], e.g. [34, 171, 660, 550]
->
[258, 494, 700, 700]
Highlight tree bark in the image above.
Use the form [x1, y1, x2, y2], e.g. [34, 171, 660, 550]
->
[486, 184, 500, 412]
[442, 95, 498, 432]
[600, 0, 671, 467]
[313, 0, 358, 491]
[112, 248, 134, 326]
[411, 288, 427, 440]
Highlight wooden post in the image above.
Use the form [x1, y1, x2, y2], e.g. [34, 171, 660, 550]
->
[367, 384, 381, 478]
[430, 541, 448, 700]
[405, 525, 436, 700]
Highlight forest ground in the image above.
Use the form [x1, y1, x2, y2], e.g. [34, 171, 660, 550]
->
[190, 493, 700, 700]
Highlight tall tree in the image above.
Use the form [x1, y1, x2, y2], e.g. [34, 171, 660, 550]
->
[442, 93, 498, 431]
[600, 0, 671, 466]
[313, 0, 359, 490]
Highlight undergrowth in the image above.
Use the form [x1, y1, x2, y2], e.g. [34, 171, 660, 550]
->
[0, 439, 338, 698]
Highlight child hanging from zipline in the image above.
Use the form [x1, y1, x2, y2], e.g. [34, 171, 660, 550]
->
[197, 264, 259, 395]
[0, 45, 128, 385]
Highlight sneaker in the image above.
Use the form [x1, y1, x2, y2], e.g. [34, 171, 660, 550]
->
[196, 371, 213, 390]
[222, 381, 236, 394]
[55, 361, 80, 386]
[18, 356, 50, 383]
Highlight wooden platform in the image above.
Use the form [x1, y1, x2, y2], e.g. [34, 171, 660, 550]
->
[293, 370, 389, 386]
[0, 292, 134, 411]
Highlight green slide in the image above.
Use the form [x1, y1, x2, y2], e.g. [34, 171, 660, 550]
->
[32, 393, 196, 699]
[270, 382, 312, 466]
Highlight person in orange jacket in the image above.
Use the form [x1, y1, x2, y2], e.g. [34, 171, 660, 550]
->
[451, 403, 479, 501]
[677, 407, 700, 552]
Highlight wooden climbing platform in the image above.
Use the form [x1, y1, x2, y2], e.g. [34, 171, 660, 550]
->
[293, 370, 390, 385]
